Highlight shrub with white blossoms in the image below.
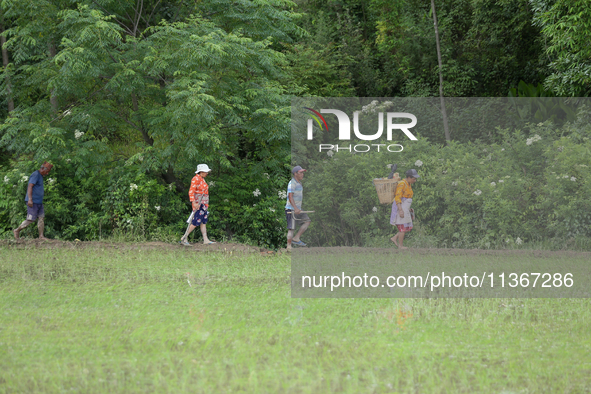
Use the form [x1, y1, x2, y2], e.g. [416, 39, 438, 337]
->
[48, 178, 56, 185]
[473, 189, 482, 196]
[490, 182, 496, 187]
[130, 183, 138, 191]
[361, 100, 379, 113]
[253, 189, 261, 197]
[3, 176, 9, 184]
[74, 130, 84, 139]
[414, 160, 423, 167]
[515, 237, 523, 245]
[20, 175, 28, 183]
[570, 176, 576, 182]
[525, 134, 541, 145]
[154, 206, 161, 211]
[269, 207, 276, 212]
[498, 179, 504, 183]
[278, 190, 287, 199]
[372, 206, 378, 213]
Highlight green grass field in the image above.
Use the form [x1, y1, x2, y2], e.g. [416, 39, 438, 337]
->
[1, 245, 590, 393]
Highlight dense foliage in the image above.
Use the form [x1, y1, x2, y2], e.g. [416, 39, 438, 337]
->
[303, 107, 591, 248]
[0, 0, 589, 248]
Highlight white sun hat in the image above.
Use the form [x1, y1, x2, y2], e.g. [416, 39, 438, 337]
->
[195, 164, 212, 173]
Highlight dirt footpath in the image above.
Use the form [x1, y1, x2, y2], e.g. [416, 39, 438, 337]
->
[2, 239, 590, 258]
[0, 238, 280, 255]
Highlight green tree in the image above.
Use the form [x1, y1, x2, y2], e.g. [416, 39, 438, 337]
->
[532, 0, 591, 96]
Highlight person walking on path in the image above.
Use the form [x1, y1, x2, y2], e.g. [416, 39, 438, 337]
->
[180, 164, 215, 246]
[390, 169, 419, 249]
[285, 165, 311, 250]
[13, 162, 54, 240]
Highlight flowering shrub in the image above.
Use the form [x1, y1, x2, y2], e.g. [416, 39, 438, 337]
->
[300, 116, 591, 248]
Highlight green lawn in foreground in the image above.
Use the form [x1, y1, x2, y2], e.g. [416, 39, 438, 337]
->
[1, 246, 590, 393]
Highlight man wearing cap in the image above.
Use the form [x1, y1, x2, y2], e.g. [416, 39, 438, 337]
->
[285, 165, 311, 249]
[180, 163, 215, 245]
[390, 169, 420, 249]
[13, 161, 54, 240]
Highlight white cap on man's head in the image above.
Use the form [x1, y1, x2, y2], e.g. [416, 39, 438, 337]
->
[195, 164, 212, 173]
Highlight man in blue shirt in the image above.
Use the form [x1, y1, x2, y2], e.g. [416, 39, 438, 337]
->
[13, 162, 53, 240]
[285, 165, 311, 250]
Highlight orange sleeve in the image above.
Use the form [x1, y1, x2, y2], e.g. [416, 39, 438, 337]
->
[394, 181, 405, 204]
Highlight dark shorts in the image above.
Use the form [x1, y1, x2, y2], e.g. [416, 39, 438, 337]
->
[191, 205, 209, 226]
[26, 203, 45, 221]
[286, 210, 311, 230]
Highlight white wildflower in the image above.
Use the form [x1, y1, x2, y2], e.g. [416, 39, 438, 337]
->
[278, 190, 287, 199]
[415, 160, 423, 167]
[570, 176, 576, 182]
[168, 184, 174, 190]
[66, 158, 71, 163]
[269, 207, 276, 212]
[224, 199, 229, 203]
[557, 146, 564, 152]
[563, 175, 569, 179]
[498, 179, 504, 183]
[209, 181, 215, 188]
[452, 181, 458, 186]
[48, 178, 56, 185]
[253, 204, 256, 207]
[501, 148, 505, 151]
[372, 206, 378, 213]
[473, 189, 482, 196]
[130, 183, 138, 191]
[21, 175, 28, 183]
[154, 206, 161, 211]
[253, 188, 261, 197]
[387, 164, 392, 169]
[327, 150, 334, 157]
[490, 182, 496, 187]
[3, 176, 9, 184]
[74, 130, 84, 139]
[515, 237, 523, 245]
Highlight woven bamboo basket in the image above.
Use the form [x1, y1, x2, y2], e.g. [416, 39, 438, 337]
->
[373, 173, 400, 204]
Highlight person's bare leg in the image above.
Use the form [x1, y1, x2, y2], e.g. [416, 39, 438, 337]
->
[13, 220, 33, 240]
[398, 231, 408, 249]
[181, 224, 196, 243]
[390, 232, 400, 247]
[200, 223, 213, 244]
[292, 221, 310, 242]
[38, 217, 48, 240]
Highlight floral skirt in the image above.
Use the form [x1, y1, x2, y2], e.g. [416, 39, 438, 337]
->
[191, 204, 209, 226]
